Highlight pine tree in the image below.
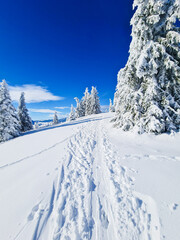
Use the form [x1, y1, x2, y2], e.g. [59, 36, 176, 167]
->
[113, 0, 180, 134]
[18, 92, 33, 132]
[67, 105, 76, 121]
[0, 80, 20, 142]
[53, 111, 59, 125]
[90, 86, 101, 114]
[109, 98, 115, 112]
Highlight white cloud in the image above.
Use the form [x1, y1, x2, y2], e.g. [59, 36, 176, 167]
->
[54, 106, 70, 110]
[29, 108, 61, 114]
[9, 84, 64, 103]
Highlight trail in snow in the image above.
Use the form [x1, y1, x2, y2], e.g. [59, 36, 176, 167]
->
[47, 124, 97, 240]
[1, 113, 180, 240]
[28, 119, 160, 240]
[95, 123, 160, 240]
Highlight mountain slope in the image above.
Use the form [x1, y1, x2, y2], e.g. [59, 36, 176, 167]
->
[0, 113, 180, 240]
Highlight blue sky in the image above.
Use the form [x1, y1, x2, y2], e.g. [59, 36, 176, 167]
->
[0, 0, 134, 120]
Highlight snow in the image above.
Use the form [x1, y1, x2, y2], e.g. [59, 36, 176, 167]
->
[113, 0, 180, 134]
[0, 113, 180, 240]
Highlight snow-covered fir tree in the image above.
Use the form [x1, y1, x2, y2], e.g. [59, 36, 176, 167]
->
[18, 92, 33, 132]
[113, 0, 180, 134]
[67, 105, 76, 121]
[82, 88, 91, 116]
[74, 97, 84, 118]
[34, 122, 39, 129]
[0, 80, 21, 142]
[90, 86, 101, 114]
[109, 98, 115, 112]
[53, 111, 59, 125]
[74, 86, 101, 118]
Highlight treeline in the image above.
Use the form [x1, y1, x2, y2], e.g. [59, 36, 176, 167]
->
[0, 80, 33, 143]
[67, 86, 101, 121]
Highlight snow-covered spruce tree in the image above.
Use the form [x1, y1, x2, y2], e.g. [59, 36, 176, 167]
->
[53, 111, 59, 125]
[109, 98, 115, 112]
[90, 86, 101, 114]
[74, 97, 84, 118]
[82, 87, 92, 116]
[113, 0, 180, 134]
[18, 92, 33, 132]
[67, 105, 76, 121]
[0, 80, 21, 142]
[34, 122, 39, 129]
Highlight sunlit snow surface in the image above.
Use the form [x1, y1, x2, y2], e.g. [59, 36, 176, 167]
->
[0, 113, 179, 240]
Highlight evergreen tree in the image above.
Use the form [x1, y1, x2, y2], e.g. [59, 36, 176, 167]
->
[18, 92, 33, 132]
[109, 98, 115, 112]
[68, 105, 76, 121]
[53, 111, 59, 125]
[34, 122, 39, 129]
[0, 80, 20, 142]
[74, 97, 84, 118]
[82, 88, 91, 116]
[113, 0, 180, 134]
[85, 91, 92, 116]
[90, 86, 101, 114]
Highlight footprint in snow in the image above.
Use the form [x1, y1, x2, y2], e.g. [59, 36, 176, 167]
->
[172, 203, 178, 211]
[169, 203, 178, 211]
[27, 204, 39, 221]
[88, 179, 96, 192]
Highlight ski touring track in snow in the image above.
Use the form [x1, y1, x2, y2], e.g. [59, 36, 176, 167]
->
[18, 118, 161, 240]
[0, 136, 72, 170]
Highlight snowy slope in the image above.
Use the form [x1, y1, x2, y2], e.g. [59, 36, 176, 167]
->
[0, 113, 180, 240]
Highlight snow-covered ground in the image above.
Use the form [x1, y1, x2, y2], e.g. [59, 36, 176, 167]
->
[0, 113, 180, 240]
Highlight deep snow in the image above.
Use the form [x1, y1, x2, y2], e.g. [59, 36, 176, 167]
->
[0, 113, 180, 240]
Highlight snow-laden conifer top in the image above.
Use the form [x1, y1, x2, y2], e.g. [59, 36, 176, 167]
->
[113, 0, 180, 134]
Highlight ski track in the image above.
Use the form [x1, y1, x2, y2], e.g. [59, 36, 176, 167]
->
[122, 154, 180, 163]
[16, 120, 160, 240]
[0, 135, 75, 170]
